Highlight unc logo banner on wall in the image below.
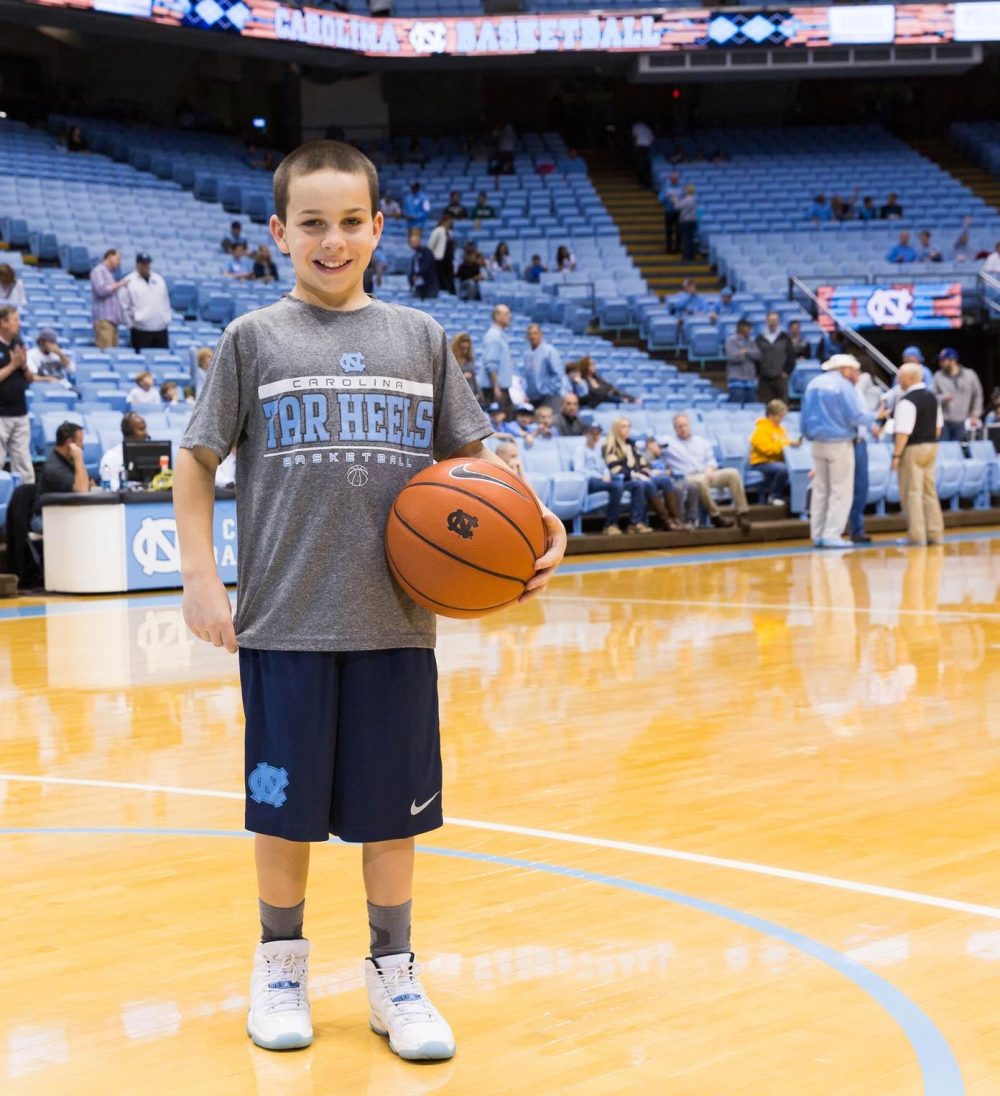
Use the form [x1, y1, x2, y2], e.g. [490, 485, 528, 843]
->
[125, 501, 238, 590]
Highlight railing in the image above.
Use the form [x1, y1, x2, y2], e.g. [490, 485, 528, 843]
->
[788, 274, 897, 387]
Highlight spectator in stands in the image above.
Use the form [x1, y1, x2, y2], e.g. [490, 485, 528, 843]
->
[427, 214, 456, 296]
[952, 216, 974, 262]
[631, 120, 654, 187]
[99, 411, 149, 490]
[450, 332, 480, 401]
[982, 240, 1000, 274]
[0, 305, 34, 485]
[221, 222, 245, 253]
[525, 255, 547, 284]
[160, 380, 191, 405]
[27, 329, 75, 386]
[31, 421, 90, 530]
[902, 346, 934, 386]
[196, 346, 212, 393]
[66, 126, 87, 154]
[121, 253, 171, 350]
[571, 423, 625, 535]
[857, 196, 878, 223]
[403, 182, 431, 230]
[472, 191, 496, 220]
[444, 191, 468, 220]
[893, 362, 944, 547]
[756, 312, 796, 404]
[480, 303, 514, 408]
[886, 231, 918, 264]
[880, 193, 904, 220]
[787, 319, 810, 359]
[800, 354, 877, 549]
[494, 439, 526, 480]
[664, 414, 750, 531]
[252, 244, 279, 282]
[750, 399, 798, 505]
[642, 437, 693, 530]
[486, 401, 514, 439]
[713, 287, 738, 317]
[933, 348, 983, 441]
[676, 185, 699, 262]
[555, 245, 576, 273]
[407, 229, 438, 300]
[670, 277, 707, 317]
[507, 404, 536, 440]
[456, 242, 487, 301]
[0, 264, 26, 308]
[724, 317, 760, 407]
[566, 356, 636, 408]
[603, 416, 674, 534]
[555, 393, 585, 437]
[490, 242, 514, 275]
[831, 189, 859, 222]
[523, 405, 560, 448]
[916, 230, 942, 262]
[522, 324, 564, 412]
[89, 248, 130, 349]
[127, 371, 162, 408]
[986, 389, 1000, 425]
[225, 242, 256, 280]
[807, 194, 832, 224]
[659, 172, 683, 253]
[379, 194, 402, 219]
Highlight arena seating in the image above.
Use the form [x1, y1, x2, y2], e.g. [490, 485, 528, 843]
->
[951, 121, 1000, 180]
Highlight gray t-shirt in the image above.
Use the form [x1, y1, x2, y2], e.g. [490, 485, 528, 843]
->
[182, 295, 491, 651]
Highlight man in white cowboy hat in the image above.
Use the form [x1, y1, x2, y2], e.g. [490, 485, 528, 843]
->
[800, 353, 878, 548]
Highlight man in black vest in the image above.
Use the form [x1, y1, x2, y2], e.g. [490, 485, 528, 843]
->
[892, 363, 944, 546]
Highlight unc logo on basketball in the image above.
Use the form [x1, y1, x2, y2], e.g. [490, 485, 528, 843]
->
[447, 509, 479, 540]
[249, 762, 289, 808]
[339, 352, 367, 374]
[132, 517, 180, 576]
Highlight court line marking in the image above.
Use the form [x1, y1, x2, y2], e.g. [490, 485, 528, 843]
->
[0, 823, 965, 1094]
[546, 594, 1000, 622]
[3, 772, 1000, 922]
[0, 531, 996, 624]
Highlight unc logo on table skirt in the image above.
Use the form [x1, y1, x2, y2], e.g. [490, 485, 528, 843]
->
[125, 503, 239, 590]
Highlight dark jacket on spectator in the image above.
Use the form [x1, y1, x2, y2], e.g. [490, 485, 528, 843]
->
[755, 331, 796, 381]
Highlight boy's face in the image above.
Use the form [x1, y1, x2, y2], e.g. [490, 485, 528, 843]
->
[270, 168, 383, 310]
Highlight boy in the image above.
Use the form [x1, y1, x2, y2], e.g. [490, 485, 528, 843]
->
[174, 141, 565, 1061]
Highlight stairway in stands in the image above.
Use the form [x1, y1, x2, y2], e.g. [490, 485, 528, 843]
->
[583, 149, 717, 299]
[907, 137, 1000, 214]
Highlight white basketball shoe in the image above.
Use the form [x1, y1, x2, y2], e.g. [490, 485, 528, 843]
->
[365, 952, 455, 1061]
[247, 938, 313, 1050]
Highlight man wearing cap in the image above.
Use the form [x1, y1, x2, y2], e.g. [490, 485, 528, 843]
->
[27, 329, 75, 386]
[120, 253, 171, 351]
[570, 423, 625, 535]
[932, 348, 983, 441]
[801, 354, 877, 548]
[724, 317, 760, 407]
[892, 363, 944, 546]
[480, 304, 514, 411]
[882, 346, 933, 417]
[89, 248, 130, 349]
[523, 324, 564, 413]
[486, 401, 514, 440]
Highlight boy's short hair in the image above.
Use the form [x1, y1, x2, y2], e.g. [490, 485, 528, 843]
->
[273, 140, 379, 222]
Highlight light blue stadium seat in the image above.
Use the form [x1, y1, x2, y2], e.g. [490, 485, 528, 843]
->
[969, 441, 1000, 496]
[866, 442, 890, 512]
[939, 441, 989, 508]
[546, 472, 587, 523]
[0, 470, 19, 529]
[522, 445, 563, 477]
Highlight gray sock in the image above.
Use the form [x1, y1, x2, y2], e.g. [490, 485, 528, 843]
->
[259, 898, 305, 944]
[367, 899, 412, 959]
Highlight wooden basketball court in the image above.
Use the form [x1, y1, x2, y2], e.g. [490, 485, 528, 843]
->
[3, 531, 1000, 1094]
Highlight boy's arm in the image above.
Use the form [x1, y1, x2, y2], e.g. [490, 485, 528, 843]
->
[175, 446, 237, 653]
[448, 440, 567, 602]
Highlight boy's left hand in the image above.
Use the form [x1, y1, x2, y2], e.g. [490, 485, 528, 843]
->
[520, 507, 567, 603]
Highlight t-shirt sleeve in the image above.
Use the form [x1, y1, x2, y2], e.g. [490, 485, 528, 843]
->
[181, 326, 246, 461]
[432, 329, 492, 460]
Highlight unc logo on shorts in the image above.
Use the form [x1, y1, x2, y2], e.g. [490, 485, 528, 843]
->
[339, 352, 367, 374]
[446, 509, 479, 540]
[248, 762, 289, 808]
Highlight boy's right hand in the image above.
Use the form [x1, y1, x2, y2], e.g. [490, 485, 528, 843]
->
[183, 575, 237, 653]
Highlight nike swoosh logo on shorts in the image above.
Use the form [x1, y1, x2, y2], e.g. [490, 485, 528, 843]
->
[410, 791, 441, 816]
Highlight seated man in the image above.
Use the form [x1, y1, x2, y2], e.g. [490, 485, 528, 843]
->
[32, 420, 90, 531]
[663, 413, 751, 531]
[99, 411, 149, 490]
[643, 437, 695, 530]
[554, 392, 585, 437]
[27, 328, 76, 386]
[669, 277, 707, 317]
[224, 242, 256, 280]
[522, 405, 560, 448]
[505, 404, 537, 440]
[486, 401, 515, 441]
[494, 439, 526, 480]
[569, 423, 625, 536]
[221, 221, 245, 253]
[886, 231, 917, 264]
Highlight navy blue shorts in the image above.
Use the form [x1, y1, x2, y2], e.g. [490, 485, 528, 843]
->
[240, 647, 443, 844]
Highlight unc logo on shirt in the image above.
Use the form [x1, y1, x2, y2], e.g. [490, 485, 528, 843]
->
[447, 509, 479, 540]
[339, 352, 367, 374]
[248, 762, 289, 808]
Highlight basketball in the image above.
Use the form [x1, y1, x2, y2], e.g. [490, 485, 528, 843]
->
[385, 458, 547, 618]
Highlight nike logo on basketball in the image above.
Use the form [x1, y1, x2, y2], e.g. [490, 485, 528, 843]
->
[410, 791, 441, 815]
[448, 464, 523, 495]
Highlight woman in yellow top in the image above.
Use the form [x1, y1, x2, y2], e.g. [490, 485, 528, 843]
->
[749, 399, 801, 504]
